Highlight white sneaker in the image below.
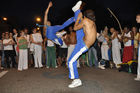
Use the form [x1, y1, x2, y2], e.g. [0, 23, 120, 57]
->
[116, 64, 121, 69]
[55, 66, 58, 68]
[72, 1, 82, 12]
[98, 65, 105, 70]
[134, 77, 140, 81]
[68, 79, 82, 88]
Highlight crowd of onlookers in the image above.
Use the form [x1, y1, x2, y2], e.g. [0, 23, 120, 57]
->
[0, 25, 139, 72]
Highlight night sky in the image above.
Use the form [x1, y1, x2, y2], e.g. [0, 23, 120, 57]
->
[0, 0, 140, 31]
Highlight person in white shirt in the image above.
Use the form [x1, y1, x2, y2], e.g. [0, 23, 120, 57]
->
[3, 32, 16, 68]
[13, 29, 18, 56]
[31, 28, 43, 68]
[24, 28, 33, 67]
[45, 39, 57, 68]
[110, 28, 122, 68]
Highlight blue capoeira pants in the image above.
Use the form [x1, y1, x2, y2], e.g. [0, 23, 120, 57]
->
[46, 17, 74, 45]
[68, 9, 87, 79]
[68, 39, 88, 79]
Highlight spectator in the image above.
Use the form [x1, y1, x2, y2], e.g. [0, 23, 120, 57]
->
[57, 33, 68, 66]
[3, 32, 16, 68]
[30, 28, 43, 68]
[122, 27, 134, 63]
[110, 28, 121, 68]
[13, 29, 18, 56]
[46, 39, 57, 68]
[88, 39, 105, 69]
[132, 27, 139, 60]
[1, 33, 5, 68]
[17, 30, 28, 71]
[24, 28, 32, 67]
[101, 26, 110, 61]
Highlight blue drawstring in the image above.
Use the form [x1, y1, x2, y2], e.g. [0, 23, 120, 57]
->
[36, 24, 47, 27]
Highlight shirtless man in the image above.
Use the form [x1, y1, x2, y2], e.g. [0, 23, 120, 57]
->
[66, 26, 79, 67]
[68, 7, 97, 88]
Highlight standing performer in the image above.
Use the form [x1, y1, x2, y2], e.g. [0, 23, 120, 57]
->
[43, 2, 75, 46]
[68, 1, 97, 88]
[134, 14, 140, 81]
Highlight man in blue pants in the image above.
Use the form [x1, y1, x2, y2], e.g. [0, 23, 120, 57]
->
[43, 2, 75, 46]
[68, 1, 97, 88]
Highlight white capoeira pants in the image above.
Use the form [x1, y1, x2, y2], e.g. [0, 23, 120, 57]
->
[112, 46, 122, 65]
[67, 45, 80, 67]
[137, 44, 140, 78]
[67, 45, 75, 61]
[34, 45, 43, 68]
[14, 45, 18, 56]
[18, 49, 28, 71]
[101, 44, 109, 60]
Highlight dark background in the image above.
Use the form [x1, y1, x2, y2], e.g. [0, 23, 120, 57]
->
[0, 0, 140, 33]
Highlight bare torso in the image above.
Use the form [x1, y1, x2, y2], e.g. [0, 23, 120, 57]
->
[83, 18, 97, 48]
[70, 31, 77, 45]
[63, 32, 77, 46]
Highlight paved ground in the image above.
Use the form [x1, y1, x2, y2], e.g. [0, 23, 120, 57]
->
[0, 67, 140, 93]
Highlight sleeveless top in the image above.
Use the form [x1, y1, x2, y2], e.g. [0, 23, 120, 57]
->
[111, 33, 119, 47]
[124, 32, 132, 46]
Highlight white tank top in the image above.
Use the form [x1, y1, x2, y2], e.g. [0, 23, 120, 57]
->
[112, 38, 119, 47]
[111, 33, 119, 47]
[124, 32, 132, 46]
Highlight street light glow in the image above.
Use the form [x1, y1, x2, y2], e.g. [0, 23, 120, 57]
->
[3, 17, 7, 21]
[37, 27, 40, 30]
[36, 17, 41, 22]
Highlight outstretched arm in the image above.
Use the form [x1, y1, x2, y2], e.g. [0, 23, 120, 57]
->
[43, 1, 52, 36]
[74, 12, 84, 31]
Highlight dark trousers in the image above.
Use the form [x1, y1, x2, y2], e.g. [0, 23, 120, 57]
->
[88, 46, 98, 67]
[4, 50, 16, 68]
